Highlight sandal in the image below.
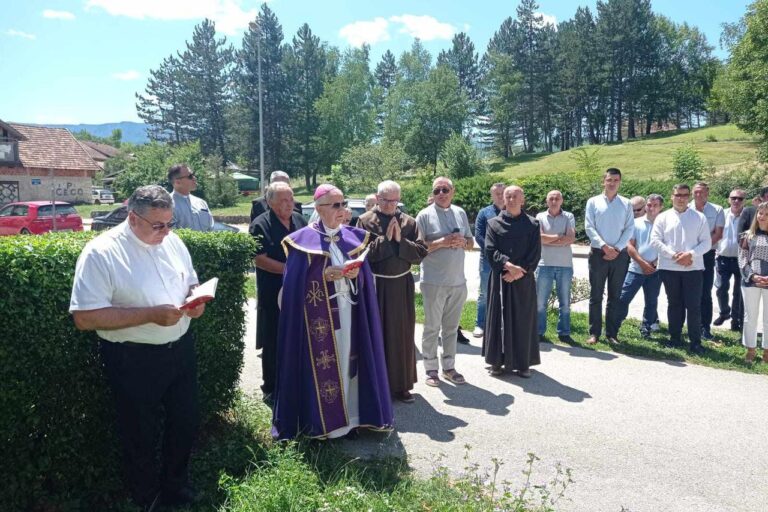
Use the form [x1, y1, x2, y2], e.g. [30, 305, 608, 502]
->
[425, 371, 440, 387]
[746, 348, 757, 363]
[442, 369, 466, 385]
[489, 365, 503, 376]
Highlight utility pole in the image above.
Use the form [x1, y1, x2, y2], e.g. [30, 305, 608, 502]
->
[249, 20, 266, 196]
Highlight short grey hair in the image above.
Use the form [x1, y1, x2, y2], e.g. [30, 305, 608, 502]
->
[377, 180, 401, 195]
[631, 195, 646, 206]
[266, 182, 292, 203]
[127, 185, 173, 215]
[432, 176, 454, 189]
[269, 170, 290, 183]
[646, 193, 664, 205]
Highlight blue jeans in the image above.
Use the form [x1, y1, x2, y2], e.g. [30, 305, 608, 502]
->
[476, 257, 491, 328]
[617, 270, 662, 333]
[536, 266, 573, 336]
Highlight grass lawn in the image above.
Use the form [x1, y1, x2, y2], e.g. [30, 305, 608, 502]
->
[74, 202, 117, 218]
[211, 189, 314, 217]
[414, 293, 767, 375]
[488, 124, 760, 181]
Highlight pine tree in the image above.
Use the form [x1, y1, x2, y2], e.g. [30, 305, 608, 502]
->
[136, 55, 191, 144]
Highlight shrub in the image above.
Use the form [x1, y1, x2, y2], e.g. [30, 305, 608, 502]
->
[340, 140, 413, 192]
[202, 155, 240, 208]
[705, 134, 718, 142]
[568, 146, 602, 174]
[0, 230, 256, 510]
[672, 143, 705, 182]
[440, 132, 485, 179]
[705, 164, 768, 203]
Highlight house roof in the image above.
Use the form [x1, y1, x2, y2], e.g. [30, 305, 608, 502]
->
[8, 123, 100, 172]
[80, 140, 121, 160]
[0, 120, 27, 140]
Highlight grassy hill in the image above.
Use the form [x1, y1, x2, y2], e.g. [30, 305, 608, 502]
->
[488, 124, 759, 180]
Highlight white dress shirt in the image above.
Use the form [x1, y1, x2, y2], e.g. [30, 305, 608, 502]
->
[717, 209, 743, 258]
[70, 220, 199, 344]
[650, 207, 711, 271]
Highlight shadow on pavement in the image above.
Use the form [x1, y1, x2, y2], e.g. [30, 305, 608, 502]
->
[541, 341, 619, 361]
[392, 394, 469, 442]
[437, 382, 514, 416]
[504, 369, 592, 403]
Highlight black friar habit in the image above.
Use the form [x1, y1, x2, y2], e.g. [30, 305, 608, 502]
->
[483, 210, 542, 372]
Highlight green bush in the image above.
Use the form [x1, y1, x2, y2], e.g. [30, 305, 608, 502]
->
[440, 132, 485, 179]
[0, 230, 256, 510]
[340, 140, 413, 192]
[706, 164, 768, 201]
[568, 146, 602, 174]
[672, 143, 705, 182]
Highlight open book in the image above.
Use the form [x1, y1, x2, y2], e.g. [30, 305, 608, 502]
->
[180, 277, 219, 310]
[342, 246, 370, 275]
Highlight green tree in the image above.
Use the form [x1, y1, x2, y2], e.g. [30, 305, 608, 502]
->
[340, 140, 412, 191]
[437, 33, 481, 123]
[136, 55, 192, 144]
[672, 143, 704, 182]
[440, 132, 484, 179]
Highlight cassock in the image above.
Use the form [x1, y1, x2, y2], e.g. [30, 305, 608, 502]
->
[272, 222, 393, 440]
[483, 211, 542, 371]
[249, 210, 307, 390]
[357, 207, 428, 394]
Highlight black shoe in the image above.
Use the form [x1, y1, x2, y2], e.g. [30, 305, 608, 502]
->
[689, 344, 706, 355]
[457, 327, 470, 344]
[639, 329, 651, 339]
[730, 323, 742, 332]
[558, 335, 575, 344]
[701, 329, 714, 341]
[606, 336, 620, 346]
[160, 486, 202, 507]
[712, 314, 730, 326]
[665, 339, 684, 348]
[539, 335, 550, 343]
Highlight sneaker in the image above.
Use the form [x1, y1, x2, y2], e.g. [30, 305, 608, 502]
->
[457, 328, 470, 345]
[650, 322, 660, 332]
[730, 322, 742, 332]
[701, 329, 714, 341]
[606, 336, 620, 346]
[639, 329, 651, 340]
[558, 334, 575, 344]
[689, 344, 706, 355]
[472, 326, 484, 338]
[712, 314, 730, 326]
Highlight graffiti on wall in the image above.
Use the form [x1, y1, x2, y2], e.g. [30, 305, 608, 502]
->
[55, 182, 85, 199]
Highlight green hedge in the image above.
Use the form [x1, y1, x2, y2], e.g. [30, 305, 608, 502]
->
[0, 230, 256, 511]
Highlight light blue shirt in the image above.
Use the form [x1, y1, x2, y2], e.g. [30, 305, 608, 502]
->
[172, 191, 214, 232]
[628, 217, 658, 274]
[585, 193, 634, 250]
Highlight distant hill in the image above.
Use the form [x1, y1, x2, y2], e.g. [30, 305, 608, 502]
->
[44, 121, 149, 145]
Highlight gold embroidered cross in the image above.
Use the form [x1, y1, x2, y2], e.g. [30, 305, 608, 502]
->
[316, 349, 336, 370]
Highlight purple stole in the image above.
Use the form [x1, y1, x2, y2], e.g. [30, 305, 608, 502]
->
[283, 222, 369, 434]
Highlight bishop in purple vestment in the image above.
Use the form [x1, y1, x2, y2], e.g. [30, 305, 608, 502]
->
[272, 185, 393, 440]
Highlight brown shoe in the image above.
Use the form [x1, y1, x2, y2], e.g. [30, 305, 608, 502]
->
[746, 348, 757, 363]
[586, 335, 599, 345]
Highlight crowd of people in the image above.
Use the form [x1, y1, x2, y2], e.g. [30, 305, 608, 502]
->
[66, 163, 768, 509]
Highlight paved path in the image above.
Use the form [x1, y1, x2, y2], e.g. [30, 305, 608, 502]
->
[240, 298, 768, 512]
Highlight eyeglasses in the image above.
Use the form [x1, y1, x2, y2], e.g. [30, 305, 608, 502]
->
[132, 211, 176, 231]
[432, 187, 452, 195]
[730, 196, 745, 201]
[633, 207, 645, 212]
[317, 200, 348, 210]
[379, 198, 399, 204]
[177, 173, 196, 180]
[673, 193, 690, 198]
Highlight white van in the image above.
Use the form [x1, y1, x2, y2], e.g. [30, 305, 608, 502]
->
[91, 188, 115, 205]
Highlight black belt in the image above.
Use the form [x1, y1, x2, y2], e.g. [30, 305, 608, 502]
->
[102, 331, 190, 350]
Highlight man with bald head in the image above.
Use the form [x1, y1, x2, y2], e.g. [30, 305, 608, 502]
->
[535, 190, 576, 343]
[416, 177, 474, 387]
[631, 196, 646, 219]
[484, 186, 541, 377]
[249, 182, 307, 402]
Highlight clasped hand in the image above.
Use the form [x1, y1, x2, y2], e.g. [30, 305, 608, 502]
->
[502, 262, 526, 283]
[672, 251, 694, 267]
[385, 218, 401, 242]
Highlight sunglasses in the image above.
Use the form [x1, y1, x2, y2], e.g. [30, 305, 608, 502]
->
[432, 187, 452, 195]
[729, 196, 745, 201]
[633, 207, 645, 212]
[317, 200, 348, 210]
[133, 211, 176, 231]
[178, 173, 196, 180]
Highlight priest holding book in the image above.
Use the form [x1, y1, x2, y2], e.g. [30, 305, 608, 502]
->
[357, 180, 428, 403]
[273, 184, 393, 440]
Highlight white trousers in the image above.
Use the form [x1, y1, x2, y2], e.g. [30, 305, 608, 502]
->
[741, 286, 768, 349]
[420, 283, 467, 372]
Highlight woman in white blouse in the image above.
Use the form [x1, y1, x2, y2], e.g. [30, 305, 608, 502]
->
[739, 202, 768, 363]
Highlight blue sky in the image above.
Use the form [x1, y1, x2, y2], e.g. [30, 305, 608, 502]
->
[1, 0, 750, 125]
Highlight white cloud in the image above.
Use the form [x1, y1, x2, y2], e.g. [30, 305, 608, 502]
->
[463, 23, 471, 33]
[338, 17, 390, 48]
[43, 9, 76, 20]
[389, 15, 455, 41]
[85, 0, 258, 35]
[536, 12, 557, 28]
[112, 70, 141, 81]
[6, 29, 36, 40]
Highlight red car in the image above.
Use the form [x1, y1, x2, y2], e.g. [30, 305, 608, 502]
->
[0, 201, 84, 235]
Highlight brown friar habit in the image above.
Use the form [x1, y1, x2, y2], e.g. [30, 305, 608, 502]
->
[357, 207, 428, 393]
[483, 211, 542, 371]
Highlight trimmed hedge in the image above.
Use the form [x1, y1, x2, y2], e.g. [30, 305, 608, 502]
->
[0, 229, 257, 511]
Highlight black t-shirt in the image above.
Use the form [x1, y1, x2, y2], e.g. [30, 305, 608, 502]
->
[249, 210, 307, 306]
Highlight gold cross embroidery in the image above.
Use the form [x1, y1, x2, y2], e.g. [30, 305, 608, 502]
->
[316, 349, 336, 370]
[306, 280, 325, 307]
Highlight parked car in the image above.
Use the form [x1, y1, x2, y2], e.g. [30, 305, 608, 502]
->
[301, 198, 407, 225]
[0, 201, 84, 235]
[91, 205, 239, 232]
[91, 188, 115, 205]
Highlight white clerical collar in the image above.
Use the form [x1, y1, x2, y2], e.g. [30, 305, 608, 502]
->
[123, 221, 153, 249]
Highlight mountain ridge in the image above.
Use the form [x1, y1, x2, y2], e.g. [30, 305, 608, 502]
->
[41, 121, 149, 145]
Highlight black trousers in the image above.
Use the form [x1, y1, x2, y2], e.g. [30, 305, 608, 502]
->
[716, 255, 743, 327]
[700, 250, 716, 331]
[100, 331, 200, 506]
[257, 304, 279, 395]
[660, 270, 703, 346]
[588, 248, 630, 337]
